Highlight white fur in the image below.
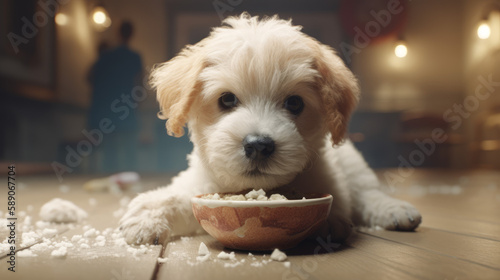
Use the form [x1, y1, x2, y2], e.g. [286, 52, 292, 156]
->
[119, 14, 421, 245]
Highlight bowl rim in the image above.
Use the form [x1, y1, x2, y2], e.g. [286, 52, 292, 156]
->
[191, 193, 332, 208]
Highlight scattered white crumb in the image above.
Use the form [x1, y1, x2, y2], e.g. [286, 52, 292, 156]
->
[42, 228, 58, 238]
[83, 228, 97, 238]
[71, 235, 82, 242]
[51, 246, 68, 258]
[96, 235, 106, 242]
[17, 249, 37, 257]
[269, 194, 287, 201]
[284, 261, 291, 268]
[39, 198, 87, 223]
[196, 253, 211, 262]
[54, 241, 73, 248]
[78, 238, 88, 244]
[251, 261, 263, 267]
[21, 231, 40, 247]
[114, 237, 128, 247]
[217, 251, 236, 261]
[30, 242, 50, 253]
[181, 236, 193, 242]
[245, 189, 266, 199]
[127, 245, 149, 260]
[94, 235, 106, 247]
[198, 242, 209, 256]
[80, 243, 90, 249]
[204, 189, 292, 201]
[270, 248, 287, 262]
[158, 257, 168, 263]
[102, 228, 113, 235]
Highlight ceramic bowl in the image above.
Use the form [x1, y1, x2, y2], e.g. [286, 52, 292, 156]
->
[191, 193, 332, 251]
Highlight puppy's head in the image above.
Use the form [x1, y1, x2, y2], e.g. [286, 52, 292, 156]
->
[151, 13, 359, 192]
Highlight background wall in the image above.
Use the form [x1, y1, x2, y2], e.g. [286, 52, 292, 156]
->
[352, 0, 465, 112]
[1, 0, 500, 174]
[463, 0, 500, 168]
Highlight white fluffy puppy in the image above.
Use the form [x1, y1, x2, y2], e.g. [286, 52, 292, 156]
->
[119, 13, 421, 245]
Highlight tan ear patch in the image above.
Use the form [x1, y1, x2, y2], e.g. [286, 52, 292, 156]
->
[308, 38, 360, 145]
[150, 43, 208, 137]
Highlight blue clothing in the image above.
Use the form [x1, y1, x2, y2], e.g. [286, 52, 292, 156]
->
[88, 45, 142, 132]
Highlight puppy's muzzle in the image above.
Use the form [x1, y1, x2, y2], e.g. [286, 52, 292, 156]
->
[243, 135, 275, 161]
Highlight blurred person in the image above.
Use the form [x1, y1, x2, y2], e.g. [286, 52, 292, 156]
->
[87, 21, 143, 173]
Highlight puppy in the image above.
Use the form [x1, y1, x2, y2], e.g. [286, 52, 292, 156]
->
[119, 13, 421, 245]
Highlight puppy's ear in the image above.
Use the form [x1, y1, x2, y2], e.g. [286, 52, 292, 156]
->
[309, 39, 360, 145]
[150, 43, 207, 137]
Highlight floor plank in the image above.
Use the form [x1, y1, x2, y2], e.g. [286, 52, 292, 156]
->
[157, 234, 423, 280]
[351, 231, 500, 280]
[1, 169, 499, 280]
[360, 227, 500, 270]
[0, 175, 163, 280]
[418, 213, 500, 241]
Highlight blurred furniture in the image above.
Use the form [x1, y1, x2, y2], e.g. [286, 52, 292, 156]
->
[394, 112, 461, 168]
[471, 105, 500, 168]
[349, 111, 403, 168]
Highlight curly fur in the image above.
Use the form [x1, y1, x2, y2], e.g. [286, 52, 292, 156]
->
[119, 13, 421, 245]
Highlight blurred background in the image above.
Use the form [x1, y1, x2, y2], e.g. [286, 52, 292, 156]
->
[1, 0, 499, 178]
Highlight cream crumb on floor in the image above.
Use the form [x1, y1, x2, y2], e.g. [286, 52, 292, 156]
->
[198, 242, 209, 256]
[270, 248, 287, 262]
[158, 257, 168, 263]
[196, 253, 211, 262]
[17, 249, 37, 257]
[203, 189, 288, 201]
[51, 246, 68, 258]
[217, 251, 237, 261]
[20, 231, 40, 247]
[83, 228, 97, 238]
[39, 198, 87, 223]
[41, 228, 58, 238]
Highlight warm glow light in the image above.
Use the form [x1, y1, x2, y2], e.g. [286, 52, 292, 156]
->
[55, 13, 68, 26]
[91, 7, 111, 31]
[93, 11, 106, 24]
[477, 21, 491, 39]
[395, 43, 408, 58]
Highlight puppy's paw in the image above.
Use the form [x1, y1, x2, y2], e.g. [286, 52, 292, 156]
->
[371, 198, 422, 231]
[319, 214, 353, 242]
[119, 194, 171, 245]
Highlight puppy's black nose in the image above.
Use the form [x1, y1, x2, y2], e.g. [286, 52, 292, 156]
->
[243, 135, 275, 160]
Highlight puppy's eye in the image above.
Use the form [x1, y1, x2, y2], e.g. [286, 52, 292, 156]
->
[284, 95, 304, 115]
[218, 92, 239, 110]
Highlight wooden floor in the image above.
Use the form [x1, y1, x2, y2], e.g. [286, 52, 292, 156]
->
[1, 169, 499, 280]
